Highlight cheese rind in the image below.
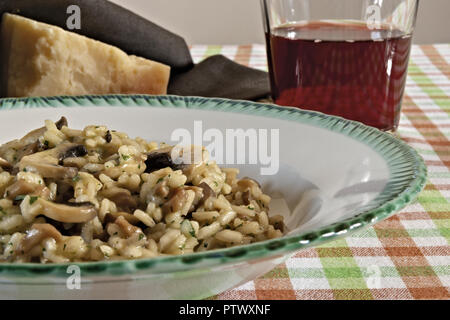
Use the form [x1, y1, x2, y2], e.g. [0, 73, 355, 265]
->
[0, 13, 170, 97]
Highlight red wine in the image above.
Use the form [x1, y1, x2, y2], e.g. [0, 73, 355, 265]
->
[266, 22, 412, 131]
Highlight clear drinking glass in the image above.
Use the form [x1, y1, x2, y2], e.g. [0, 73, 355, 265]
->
[261, 0, 419, 131]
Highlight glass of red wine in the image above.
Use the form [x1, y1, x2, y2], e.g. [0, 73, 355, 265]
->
[261, 0, 419, 131]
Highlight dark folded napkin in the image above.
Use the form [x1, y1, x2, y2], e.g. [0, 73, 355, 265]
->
[169, 55, 270, 101]
[0, 0, 270, 100]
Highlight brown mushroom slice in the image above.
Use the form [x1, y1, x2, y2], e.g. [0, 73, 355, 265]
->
[144, 147, 185, 173]
[0, 157, 12, 170]
[238, 178, 261, 190]
[5, 180, 50, 200]
[37, 198, 97, 223]
[19, 117, 66, 145]
[55, 117, 68, 130]
[14, 140, 47, 164]
[58, 144, 88, 165]
[185, 185, 205, 211]
[161, 188, 196, 215]
[18, 142, 85, 179]
[0, 117, 68, 165]
[241, 190, 252, 205]
[99, 187, 138, 212]
[17, 223, 63, 254]
[144, 145, 205, 174]
[20, 162, 78, 180]
[114, 215, 141, 237]
[198, 182, 216, 201]
[17, 127, 47, 147]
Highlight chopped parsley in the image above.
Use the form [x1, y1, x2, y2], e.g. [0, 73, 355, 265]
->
[22, 168, 27, 172]
[156, 177, 164, 184]
[72, 175, 81, 182]
[247, 206, 254, 210]
[63, 244, 67, 251]
[122, 154, 131, 161]
[29, 196, 38, 205]
[189, 230, 196, 237]
[214, 181, 218, 187]
[138, 233, 145, 241]
[43, 140, 49, 147]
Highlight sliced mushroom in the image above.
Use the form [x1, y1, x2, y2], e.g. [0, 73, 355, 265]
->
[20, 162, 78, 180]
[0, 117, 67, 164]
[198, 182, 216, 202]
[19, 117, 67, 145]
[162, 188, 186, 214]
[0, 157, 12, 170]
[14, 140, 47, 164]
[55, 117, 68, 130]
[16, 223, 63, 254]
[144, 147, 184, 173]
[242, 190, 251, 205]
[185, 185, 205, 211]
[18, 142, 84, 179]
[144, 145, 206, 174]
[99, 187, 138, 212]
[161, 188, 196, 215]
[37, 198, 97, 223]
[114, 215, 141, 237]
[5, 179, 50, 200]
[54, 181, 74, 203]
[239, 177, 262, 189]
[58, 145, 88, 165]
[105, 130, 112, 143]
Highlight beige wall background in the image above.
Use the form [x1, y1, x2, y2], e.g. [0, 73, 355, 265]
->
[111, 0, 449, 45]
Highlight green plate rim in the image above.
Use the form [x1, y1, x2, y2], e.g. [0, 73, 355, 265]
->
[0, 94, 427, 278]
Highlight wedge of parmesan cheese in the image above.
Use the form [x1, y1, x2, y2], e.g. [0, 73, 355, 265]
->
[0, 13, 170, 97]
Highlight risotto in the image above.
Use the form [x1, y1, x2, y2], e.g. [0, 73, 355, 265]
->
[0, 117, 284, 263]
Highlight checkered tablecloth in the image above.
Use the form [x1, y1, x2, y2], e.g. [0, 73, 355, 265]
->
[190, 44, 450, 300]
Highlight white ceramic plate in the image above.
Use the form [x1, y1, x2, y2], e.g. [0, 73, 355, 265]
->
[0, 95, 426, 299]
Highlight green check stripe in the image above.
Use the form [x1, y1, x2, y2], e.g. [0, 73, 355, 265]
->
[408, 62, 450, 116]
[403, 59, 450, 244]
[316, 239, 374, 298]
[345, 228, 447, 237]
[204, 45, 223, 58]
[288, 266, 450, 278]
